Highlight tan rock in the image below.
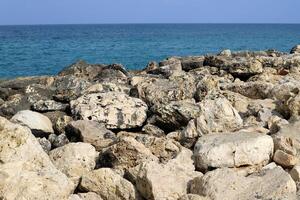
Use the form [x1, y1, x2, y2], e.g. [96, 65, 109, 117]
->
[49, 142, 98, 180]
[79, 168, 137, 200]
[0, 117, 74, 199]
[69, 192, 103, 200]
[273, 150, 298, 168]
[290, 165, 300, 182]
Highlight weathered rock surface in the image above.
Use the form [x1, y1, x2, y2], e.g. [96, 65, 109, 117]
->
[190, 167, 296, 200]
[66, 120, 116, 150]
[194, 131, 274, 171]
[0, 117, 75, 199]
[135, 148, 202, 200]
[79, 168, 137, 200]
[11, 110, 54, 136]
[71, 92, 148, 129]
[69, 192, 103, 200]
[49, 142, 98, 180]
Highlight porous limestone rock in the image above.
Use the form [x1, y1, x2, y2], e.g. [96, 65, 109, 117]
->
[194, 131, 274, 171]
[79, 168, 137, 200]
[135, 148, 202, 200]
[69, 192, 103, 200]
[32, 99, 68, 112]
[49, 142, 98, 180]
[0, 117, 75, 199]
[71, 92, 148, 129]
[11, 110, 54, 136]
[190, 167, 297, 200]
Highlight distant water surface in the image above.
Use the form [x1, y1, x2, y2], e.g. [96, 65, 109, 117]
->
[0, 24, 300, 77]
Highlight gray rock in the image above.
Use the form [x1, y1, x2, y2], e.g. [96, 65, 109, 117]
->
[49, 133, 70, 148]
[32, 100, 68, 112]
[37, 137, 52, 153]
[291, 45, 300, 54]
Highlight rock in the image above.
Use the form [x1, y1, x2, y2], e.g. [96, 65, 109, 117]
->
[291, 45, 300, 54]
[32, 99, 68, 112]
[152, 57, 182, 77]
[218, 49, 231, 57]
[0, 94, 31, 118]
[99, 136, 158, 170]
[79, 168, 137, 200]
[137, 74, 196, 106]
[273, 120, 300, 168]
[37, 137, 52, 153]
[70, 92, 148, 129]
[0, 117, 75, 199]
[190, 167, 296, 200]
[54, 114, 73, 134]
[11, 110, 54, 137]
[69, 192, 103, 200]
[48, 133, 70, 148]
[204, 55, 263, 79]
[151, 99, 201, 131]
[49, 143, 98, 180]
[54, 75, 92, 102]
[179, 194, 210, 200]
[179, 56, 205, 71]
[66, 120, 116, 150]
[194, 75, 219, 101]
[191, 95, 243, 136]
[59, 60, 128, 81]
[290, 165, 300, 182]
[142, 124, 165, 137]
[194, 130, 274, 171]
[135, 148, 202, 200]
[273, 149, 299, 168]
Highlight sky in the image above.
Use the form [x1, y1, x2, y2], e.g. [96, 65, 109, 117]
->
[0, 0, 299, 25]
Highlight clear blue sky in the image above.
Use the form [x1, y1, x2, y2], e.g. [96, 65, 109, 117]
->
[1, 0, 299, 25]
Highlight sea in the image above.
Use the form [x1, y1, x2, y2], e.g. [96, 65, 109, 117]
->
[0, 24, 300, 78]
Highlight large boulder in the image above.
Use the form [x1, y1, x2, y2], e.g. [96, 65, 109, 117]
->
[70, 92, 148, 129]
[49, 142, 98, 180]
[148, 57, 182, 77]
[66, 120, 116, 150]
[135, 148, 202, 200]
[79, 168, 137, 200]
[11, 110, 54, 137]
[194, 130, 274, 171]
[190, 167, 296, 200]
[0, 117, 74, 199]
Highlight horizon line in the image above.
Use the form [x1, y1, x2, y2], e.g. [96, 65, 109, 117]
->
[0, 22, 300, 26]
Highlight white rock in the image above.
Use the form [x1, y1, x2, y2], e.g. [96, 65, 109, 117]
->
[69, 192, 103, 200]
[190, 167, 297, 200]
[194, 131, 274, 171]
[11, 110, 54, 135]
[71, 92, 148, 129]
[136, 148, 202, 200]
[0, 117, 74, 199]
[79, 168, 137, 200]
[49, 142, 98, 180]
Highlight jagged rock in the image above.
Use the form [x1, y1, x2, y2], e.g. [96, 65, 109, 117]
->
[49, 143, 98, 180]
[70, 92, 148, 129]
[272, 120, 300, 168]
[85, 82, 131, 95]
[37, 137, 52, 153]
[195, 75, 220, 101]
[53, 114, 73, 134]
[268, 115, 289, 134]
[99, 136, 158, 170]
[48, 133, 70, 148]
[0, 94, 31, 118]
[32, 99, 68, 112]
[142, 124, 165, 137]
[146, 57, 182, 77]
[11, 110, 54, 137]
[184, 95, 243, 137]
[135, 148, 202, 200]
[79, 168, 137, 200]
[151, 99, 201, 131]
[190, 167, 296, 200]
[204, 55, 263, 78]
[194, 130, 274, 171]
[0, 117, 75, 199]
[66, 120, 116, 150]
[179, 56, 205, 71]
[54, 75, 92, 102]
[137, 74, 196, 106]
[291, 45, 300, 54]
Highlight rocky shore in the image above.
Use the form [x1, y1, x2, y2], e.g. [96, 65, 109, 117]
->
[1, 45, 300, 199]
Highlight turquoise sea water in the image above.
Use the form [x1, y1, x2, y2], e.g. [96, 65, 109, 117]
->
[0, 24, 300, 78]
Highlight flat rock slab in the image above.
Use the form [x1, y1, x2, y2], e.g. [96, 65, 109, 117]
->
[71, 92, 148, 129]
[194, 131, 274, 171]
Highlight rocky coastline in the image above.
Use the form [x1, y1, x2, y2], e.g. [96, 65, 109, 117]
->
[1, 45, 300, 199]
